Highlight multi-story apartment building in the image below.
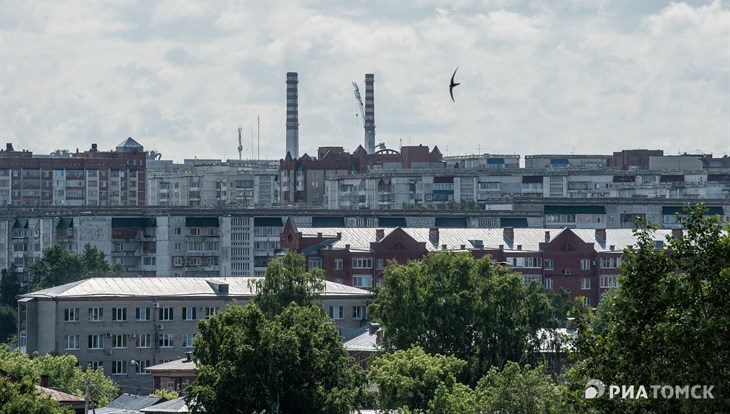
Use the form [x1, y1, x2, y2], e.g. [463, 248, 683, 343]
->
[146, 159, 279, 207]
[0, 139, 146, 207]
[443, 153, 520, 169]
[17, 277, 373, 394]
[280, 222, 686, 307]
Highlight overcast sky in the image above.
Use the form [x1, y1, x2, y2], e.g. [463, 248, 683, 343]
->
[1, 0, 728, 163]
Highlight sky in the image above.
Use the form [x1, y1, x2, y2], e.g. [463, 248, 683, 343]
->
[1, 0, 729, 163]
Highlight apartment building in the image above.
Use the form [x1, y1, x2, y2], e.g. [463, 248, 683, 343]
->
[280, 222, 684, 306]
[17, 277, 373, 394]
[146, 159, 279, 207]
[0, 139, 146, 207]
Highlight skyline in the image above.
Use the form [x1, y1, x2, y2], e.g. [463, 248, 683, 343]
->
[1, 1, 729, 163]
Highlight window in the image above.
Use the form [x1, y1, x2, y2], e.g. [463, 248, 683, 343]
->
[88, 308, 103, 322]
[562, 269, 571, 275]
[112, 334, 127, 349]
[377, 259, 385, 270]
[136, 334, 152, 348]
[64, 308, 79, 322]
[65, 335, 79, 350]
[159, 307, 174, 321]
[190, 228, 199, 236]
[204, 307, 219, 319]
[600, 257, 621, 268]
[544, 278, 554, 290]
[583, 297, 591, 307]
[112, 307, 127, 321]
[183, 333, 197, 348]
[175, 227, 181, 235]
[334, 259, 343, 270]
[89, 361, 103, 370]
[580, 259, 591, 271]
[111, 360, 127, 375]
[173, 257, 184, 267]
[544, 259, 554, 270]
[352, 306, 367, 320]
[353, 275, 372, 288]
[158, 333, 174, 348]
[182, 307, 197, 321]
[328, 306, 344, 320]
[134, 360, 152, 374]
[308, 257, 322, 269]
[136, 307, 150, 321]
[581, 278, 591, 290]
[88, 335, 103, 350]
[352, 257, 372, 269]
[600, 275, 619, 289]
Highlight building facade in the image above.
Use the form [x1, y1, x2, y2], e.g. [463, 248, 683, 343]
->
[18, 277, 373, 394]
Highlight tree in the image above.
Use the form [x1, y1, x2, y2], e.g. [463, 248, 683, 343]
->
[1, 265, 21, 306]
[564, 205, 730, 413]
[369, 252, 555, 382]
[30, 244, 119, 290]
[427, 362, 560, 414]
[368, 346, 467, 411]
[253, 250, 325, 317]
[0, 345, 119, 407]
[187, 302, 365, 414]
[0, 305, 17, 343]
[0, 376, 74, 414]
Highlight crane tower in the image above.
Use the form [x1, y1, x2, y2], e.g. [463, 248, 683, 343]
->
[352, 74, 376, 153]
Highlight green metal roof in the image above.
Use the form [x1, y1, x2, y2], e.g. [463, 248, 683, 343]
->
[254, 217, 284, 227]
[500, 217, 529, 228]
[112, 217, 157, 228]
[544, 206, 606, 215]
[312, 216, 345, 227]
[185, 217, 219, 227]
[56, 218, 74, 229]
[378, 217, 407, 227]
[434, 217, 468, 228]
[12, 219, 28, 229]
[662, 206, 724, 216]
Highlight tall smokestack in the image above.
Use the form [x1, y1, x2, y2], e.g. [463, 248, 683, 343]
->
[285, 72, 299, 158]
[364, 74, 375, 154]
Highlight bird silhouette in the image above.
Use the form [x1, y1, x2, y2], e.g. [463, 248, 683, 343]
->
[449, 67, 460, 102]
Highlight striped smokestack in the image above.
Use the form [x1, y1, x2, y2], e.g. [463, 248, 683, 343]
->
[364, 74, 375, 154]
[285, 72, 299, 158]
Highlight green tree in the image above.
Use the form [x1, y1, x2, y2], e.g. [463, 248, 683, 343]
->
[187, 302, 365, 414]
[368, 346, 467, 411]
[30, 244, 118, 290]
[0, 345, 118, 407]
[564, 205, 730, 413]
[253, 250, 325, 317]
[370, 252, 555, 382]
[1, 265, 21, 306]
[0, 305, 18, 343]
[0, 376, 74, 414]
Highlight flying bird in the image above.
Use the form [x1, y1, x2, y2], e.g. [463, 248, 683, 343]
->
[449, 67, 460, 102]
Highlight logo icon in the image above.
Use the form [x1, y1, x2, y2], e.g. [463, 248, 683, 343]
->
[585, 379, 605, 399]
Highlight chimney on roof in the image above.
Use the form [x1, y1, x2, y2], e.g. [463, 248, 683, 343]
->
[317, 232, 322, 238]
[376, 229, 384, 241]
[369, 322, 380, 335]
[595, 228, 606, 241]
[499, 244, 504, 250]
[91, 143, 98, 152]
[503, 227, 514, 241]
[672, 228, 683, 239]
[441, 244, 447, 250]
[6, 143, 14, 151]
[460, 244, 466, 250]
[345, 244, 351, 250]
[336, 232, 342, 239]
[40, 375, 49, 388]
[185, 351, 193, 363]
[517, 245, 522, 251]
[429, 227, 439, 245]
[544, 231, 551, 242]
[609, 245, 615, 251]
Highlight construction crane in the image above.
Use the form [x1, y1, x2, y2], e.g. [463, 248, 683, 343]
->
[352, 82, 375, 153]
[237, 127, 243, 161]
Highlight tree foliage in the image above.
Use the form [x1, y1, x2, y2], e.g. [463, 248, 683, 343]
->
[564, 205, 730, 413]
[187, 302, 365, 414]
[1, 265, 21, 306]
[369, 252, 555, 382]
[30, 244, 120, 290]
[0, 376, 74, 414]
[0, 345, 118, 407]
[252, 250, 326, 317]
[0, 305, 18, 343]
[368, 346, 467, 411]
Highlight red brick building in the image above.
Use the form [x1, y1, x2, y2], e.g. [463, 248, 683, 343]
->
[281, 219, 679, 306]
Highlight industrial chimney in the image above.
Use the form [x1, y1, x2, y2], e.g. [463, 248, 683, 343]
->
[364, 74, 375, 154]
[285, 72, 299, 158]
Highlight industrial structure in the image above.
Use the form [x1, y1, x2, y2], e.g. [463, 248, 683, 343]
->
[352, 74, 376, 154]
[285, 72, 299, 159]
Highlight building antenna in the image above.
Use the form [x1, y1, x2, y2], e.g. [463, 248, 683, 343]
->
[257, 115, 260, 161]
[237, 127, 243, 161]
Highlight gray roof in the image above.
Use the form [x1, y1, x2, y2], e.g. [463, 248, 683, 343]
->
[141, 397, 188, 413]
[22, 277, 371, 300]
[146, 358, 197, 373]
[344, 327, 381, 352]
[116, 137, 144, 152]
[298, 227, 675, 253]
[94, 393, 165, 413]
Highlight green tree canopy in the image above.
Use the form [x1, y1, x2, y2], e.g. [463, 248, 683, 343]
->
[0, 376, 74, 414]
[564, 205, 730, 413]
[0, 345, 119, 407]
[1, 265, 21, 306]
[187, 302, 365, 414]
[30, 244, 119, 290]
[252, 250, 325, 317]
[0, 305, 17, 343]
[368, 346, 467, 411]
[369, 252, 555, 382]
